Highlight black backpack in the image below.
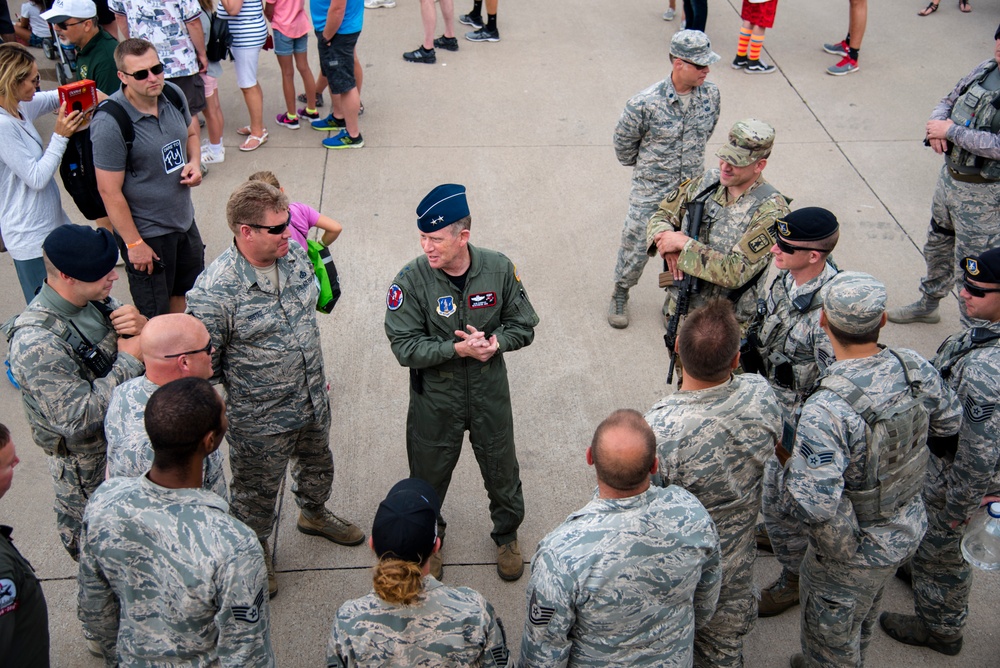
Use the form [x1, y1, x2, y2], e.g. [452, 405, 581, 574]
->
[206, 12, 233, 63]
[59, 84, 185, 221]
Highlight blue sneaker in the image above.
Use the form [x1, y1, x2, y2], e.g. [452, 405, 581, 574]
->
[323, 130, 364, 149]
[312, 114, 346, 132]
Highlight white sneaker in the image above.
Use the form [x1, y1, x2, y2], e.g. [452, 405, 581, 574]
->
[364, 0, 395, 7]
[201, 146, 225, 164]
[663, 8, 675, 20]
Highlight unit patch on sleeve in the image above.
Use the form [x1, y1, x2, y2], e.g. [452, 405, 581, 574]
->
[469, 292, 497, 309]
[386, 284, 404, 311]
[0, 579, 17, 617]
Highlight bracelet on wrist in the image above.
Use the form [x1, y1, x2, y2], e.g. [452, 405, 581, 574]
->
[126, 239, 144, 250]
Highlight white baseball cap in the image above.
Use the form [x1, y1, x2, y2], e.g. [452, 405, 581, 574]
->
[42, 0, 98, 23]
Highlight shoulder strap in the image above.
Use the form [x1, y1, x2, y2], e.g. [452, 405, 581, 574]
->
[95, 98, 136, 175]
[5, 310, 72, 344]
[818, 373, 879, 427]
[161, 83, 185, 113]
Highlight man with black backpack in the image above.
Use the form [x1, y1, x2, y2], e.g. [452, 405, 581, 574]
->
[91, 37, 204, 318]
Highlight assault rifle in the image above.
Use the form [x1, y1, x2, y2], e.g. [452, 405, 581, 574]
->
[664, 199, 706, 385]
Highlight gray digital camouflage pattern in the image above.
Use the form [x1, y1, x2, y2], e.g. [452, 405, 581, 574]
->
[646, 169, 789, 322]
[4, 286, 144, 560]
[919, 60, 1000, 317]
[327, 576, 510, 667]
[645, 374, 781, 668]
[79, 475, 274, 667]
[773, 348, 961, 666]
[518, 486, 721, 667]
[611, 76, 720, 289]
[907, 320, 1000, 637]
[106, 375, 228, 498]
[186, 242, 334, 540]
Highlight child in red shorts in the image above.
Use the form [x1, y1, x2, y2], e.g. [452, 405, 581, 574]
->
[732, 0, 777, 74]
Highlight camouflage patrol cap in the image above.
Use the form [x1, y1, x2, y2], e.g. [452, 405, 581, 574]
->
[821, 271, 886, 334]
[716, 119, 775, 167]
[669, 30, 721, 67]
[963, 248, 1000, 284]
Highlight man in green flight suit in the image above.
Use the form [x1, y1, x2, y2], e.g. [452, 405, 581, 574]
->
[384, 183, 539, 583]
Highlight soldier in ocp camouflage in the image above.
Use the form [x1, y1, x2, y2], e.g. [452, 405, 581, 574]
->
[880, 249, 1000, 654]
[645, 300, 781, 668]
[889, 27, 1000, 326]
[519, 410, 721, 667]
[771, 273, 961, 668]
[608, 29, 721, 327]
[646, 119, 789, 328]
[3, 225, 145, 561]
[106, 375, 228, 497]
[328, 580, 509, 667]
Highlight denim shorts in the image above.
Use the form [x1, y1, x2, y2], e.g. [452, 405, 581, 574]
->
[273, 28, 308, 56]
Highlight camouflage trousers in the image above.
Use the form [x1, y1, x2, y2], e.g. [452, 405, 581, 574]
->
[227, 419, 334, 541]
[48, 450, 107, 561]
[694, 530, 757, 668]
[798, 547, 894, 667]
[918, 167, 1000, 323]
[761, 456, 807, 575]
[613, 198, 660, 290]
[910, 502, 971, 637]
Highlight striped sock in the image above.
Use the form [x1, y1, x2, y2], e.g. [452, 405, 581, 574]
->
[736, 27, 752, 57]
[749, 35, 765, 61]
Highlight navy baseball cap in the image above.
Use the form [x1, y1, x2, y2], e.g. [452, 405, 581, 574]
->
[416, 184, 470, 233]
[371, 478, 440, 565]
[43, 224, 119, 282]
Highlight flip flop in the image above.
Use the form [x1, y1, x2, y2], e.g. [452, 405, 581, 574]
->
[959, 0, 971, 12]
[918, 1, 939, 14]
[239, 129, 269, 151]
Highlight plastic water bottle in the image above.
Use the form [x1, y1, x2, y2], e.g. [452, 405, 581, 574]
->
[961, 502, 1000, 571]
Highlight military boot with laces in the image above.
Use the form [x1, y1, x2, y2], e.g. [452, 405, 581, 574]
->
[879, 612, 963, 655]
[758, 568, 799, 617]
[497, 540, 524, 581]
[297, 508, 365, 545]
[886, 296, 941, 324]
[607, 286, 630, 329]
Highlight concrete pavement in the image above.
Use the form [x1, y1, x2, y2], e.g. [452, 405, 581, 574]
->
[3, 0, 1000, 664]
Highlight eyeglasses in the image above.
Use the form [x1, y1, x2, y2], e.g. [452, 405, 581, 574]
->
[681, 59, 710, 71]
[775, 237, 826, 254]
[56, 19, 87, 29]
[246, 213, 291, 235]
[119, 63, 165, 80]
[163, 340, 213, 359]
[962, 279, 1000, 298]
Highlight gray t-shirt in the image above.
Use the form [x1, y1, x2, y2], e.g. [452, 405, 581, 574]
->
[90, 82, 195, 238]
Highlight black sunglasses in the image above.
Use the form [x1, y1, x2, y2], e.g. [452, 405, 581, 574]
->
[963, 279, 1000, 298]
[775, 237, 826, 254]
[56, 19, 87, 29]
[120, 63, 165, 80]
[681, 59, 710, 71]
[246, 213, 291, 235]
[163, 340, 213, 359]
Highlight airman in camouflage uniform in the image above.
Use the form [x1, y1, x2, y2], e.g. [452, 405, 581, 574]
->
[186, 181, 363, 597]
[880, 248, 1000, 656]
[646, 301, 781, 667]
[888, 28, 1000, 326]
[3, 225, 145, 561]
[608, 30, 721, 328]
[329, 478, 510, 667]
[519, 410, 721, 667]
[647, 119, 789, 330]
[751, 207, 841, 618]
[769, 273, 961, 668]
[79, 378, 274, 667]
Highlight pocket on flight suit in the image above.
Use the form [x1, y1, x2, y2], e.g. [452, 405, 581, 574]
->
[804, 589, 855, 644]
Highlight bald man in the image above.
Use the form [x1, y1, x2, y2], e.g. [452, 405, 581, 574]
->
[520, 409, 721, 666]
[104, 314, 227, 497]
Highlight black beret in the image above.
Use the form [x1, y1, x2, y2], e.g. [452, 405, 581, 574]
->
[963, 248, 1000, 284]
[371, 478, 440, 565]
[416, 184, 470, 233]
[43, 224, 119, 282]
[775, 207, 839, 242]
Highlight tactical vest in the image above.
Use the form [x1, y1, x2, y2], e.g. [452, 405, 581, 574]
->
[947, 62, 1000, 180]
[3, 309, 117, 456]
[813, 350, 930, 524]
[934, 326, 1000, 382]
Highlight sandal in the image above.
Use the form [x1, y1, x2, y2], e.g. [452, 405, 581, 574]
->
[236, 125, 252, 136]
[918, 1, 939, 14]
[239, 129, 269, 151]
[959, 0, 971, 12]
